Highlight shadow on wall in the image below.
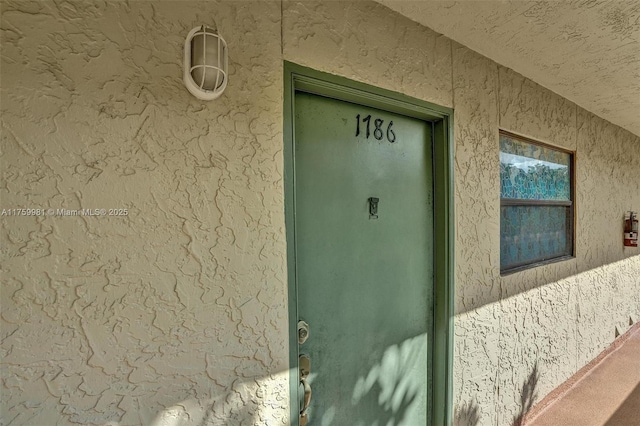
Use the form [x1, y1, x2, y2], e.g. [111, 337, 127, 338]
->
[143, 354, 540, 426]
[126, 334, 428, 425]
[457, 254, 640, 316]
[512, 362, 540, 426]
[451, 362, 540, 426]
[143, 379, 260, 426]
[454, 400, 480, 426]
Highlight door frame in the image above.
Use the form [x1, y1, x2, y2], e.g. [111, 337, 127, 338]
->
[283, 61, 454, 426]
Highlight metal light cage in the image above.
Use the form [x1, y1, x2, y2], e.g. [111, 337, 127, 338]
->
[183, 25, 228, 100]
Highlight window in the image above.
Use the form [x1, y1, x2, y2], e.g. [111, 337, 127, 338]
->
[500, 131, 574, 273]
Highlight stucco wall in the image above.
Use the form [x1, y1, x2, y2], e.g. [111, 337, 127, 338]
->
[1, 1, 288, 425]
[1, 1, 638, 425]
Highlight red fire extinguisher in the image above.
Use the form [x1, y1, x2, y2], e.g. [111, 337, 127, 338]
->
[624, 211, 638, 247]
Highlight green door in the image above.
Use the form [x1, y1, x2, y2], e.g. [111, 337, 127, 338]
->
[294, 91, 434, 425]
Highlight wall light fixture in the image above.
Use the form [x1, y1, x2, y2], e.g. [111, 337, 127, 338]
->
[184, 25, 228, 100]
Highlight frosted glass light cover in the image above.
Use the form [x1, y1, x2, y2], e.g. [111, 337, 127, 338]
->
[184, 25, 228, 100]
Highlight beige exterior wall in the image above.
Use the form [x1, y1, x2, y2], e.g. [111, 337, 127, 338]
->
[1, 2, 287, 424]
[1, 1, 638, 425]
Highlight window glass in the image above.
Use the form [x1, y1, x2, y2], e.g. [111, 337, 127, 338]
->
[500, 205, 571, 270]
[500, 132, 574, 272]
[500, 136, 570, 201]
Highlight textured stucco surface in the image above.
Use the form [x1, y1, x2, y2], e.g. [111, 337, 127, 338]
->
[375, 0, 640, 139]
[1, 1, 289, 425]
[452, 49, 640, 426]
[282, 0, 453, 109]
[1, 1, 639, 425]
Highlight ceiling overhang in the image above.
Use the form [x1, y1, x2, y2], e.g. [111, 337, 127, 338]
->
[375, 0, 640, 137]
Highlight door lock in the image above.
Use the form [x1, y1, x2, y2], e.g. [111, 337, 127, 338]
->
[299, 354, 312, 426]
[368, 197, 380, 219]
[297, 320, 310, 344]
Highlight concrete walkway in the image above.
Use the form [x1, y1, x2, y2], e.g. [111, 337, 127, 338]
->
[527, 325, 640, 426]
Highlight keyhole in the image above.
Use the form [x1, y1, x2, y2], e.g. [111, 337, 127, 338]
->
[368, 197, 379, 219]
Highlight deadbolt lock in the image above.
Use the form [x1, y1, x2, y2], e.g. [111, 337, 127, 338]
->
[297, 320, 309, 344]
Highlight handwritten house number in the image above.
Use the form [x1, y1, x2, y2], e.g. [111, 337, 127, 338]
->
[355, 114, 396, 143]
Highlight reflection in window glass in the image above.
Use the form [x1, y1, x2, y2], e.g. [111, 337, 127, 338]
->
[500, 136, 570, 201]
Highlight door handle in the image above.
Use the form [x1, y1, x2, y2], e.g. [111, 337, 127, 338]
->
[299, 354, 312, 425]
